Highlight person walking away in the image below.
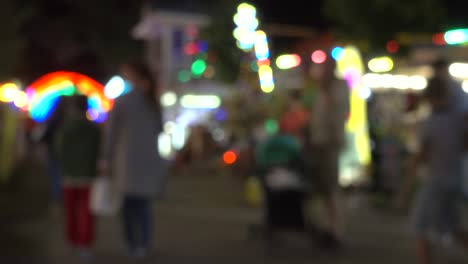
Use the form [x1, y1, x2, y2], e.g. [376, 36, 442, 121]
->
[56, 95, 101, 260]
[100, 59, 166, 259]
[397, 77, 468, 264]
[309, 57, 349, 247]
[40, 97, 67, 205]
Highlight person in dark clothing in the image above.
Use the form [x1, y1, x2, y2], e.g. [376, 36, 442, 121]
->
[42, 97, 67, 203]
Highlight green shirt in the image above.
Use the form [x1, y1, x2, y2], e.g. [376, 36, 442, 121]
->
[56, 117, 101, 183]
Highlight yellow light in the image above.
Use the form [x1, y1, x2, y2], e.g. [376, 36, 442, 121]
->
[13, 90, 27, 108]
[275, 54, 302, 70]
[180, 95, 221, 109]
[237, 3, 256, 17]
[261, 83, 275, 93]
[337, 46, 371, 167]
[368, 56, 394, 73]
[258, 65, 274, 93]
[0, 83, 19, 102]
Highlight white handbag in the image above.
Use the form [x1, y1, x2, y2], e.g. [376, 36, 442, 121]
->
[90, 176, 120, 216]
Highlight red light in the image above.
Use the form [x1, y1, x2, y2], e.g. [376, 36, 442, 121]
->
[257, 59, 271, 67]
[223, 150, 237, 165]
[311, 50, 327, 64]
[184, 42, 198, 56]
[432, 33, 446, 46]
[386, 40, 399, 53]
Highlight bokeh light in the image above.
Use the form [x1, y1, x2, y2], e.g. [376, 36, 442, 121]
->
[191, 59, 207, 76]
[104, 76, 126, 99]
[233, 3, 258, 51]
[13, 90, 27, 108]
[183, 42, 198, 55]
[178, 70, 191, 83]
[331, 47, 345, 61]
[275, 54, 301, 70]
[449, 62, 468, 79]
[432, 33, 446, 45]
[265, 119, 279, 135]
[180, 95, 221, 109]
[203, 65, 216, 79]
[362, 73, 427, 90]
[386, 40, 399, 53]
[86, 108, 99, 121]
[311, 50, 327, 64]
[462, 81, 468, 93]
[257, 59, 270, 67]
[223, 150, 238, 165]
[259, 65, 275, 93]
[368, 56, 394, 73]
[196, 40, 209, 53]
[254, 30, 270, 60]
[0, 83, 19, 103]
[160, 92, 178, 107]
[444, 29, 468, 45]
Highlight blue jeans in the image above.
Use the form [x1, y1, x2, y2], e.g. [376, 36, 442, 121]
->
[122, 196, 152, 251]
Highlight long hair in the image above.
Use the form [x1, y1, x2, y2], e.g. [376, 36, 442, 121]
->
[122, 59, 160, 111]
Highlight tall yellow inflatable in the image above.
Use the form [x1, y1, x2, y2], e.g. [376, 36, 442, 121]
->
[335, 46, 372, 185]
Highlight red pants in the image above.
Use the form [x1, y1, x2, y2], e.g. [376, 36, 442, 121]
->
[63, 186, 94, 247]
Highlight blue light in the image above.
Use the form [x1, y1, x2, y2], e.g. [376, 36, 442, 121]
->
[214, 108, 228, 121]
[95, 111, 108, 123]
[197, 40, 209, 53]
[331, 47, 345, 61]
[31, 96, 60, 122]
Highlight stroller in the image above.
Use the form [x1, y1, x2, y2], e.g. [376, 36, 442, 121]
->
[248, 134, 334, 248]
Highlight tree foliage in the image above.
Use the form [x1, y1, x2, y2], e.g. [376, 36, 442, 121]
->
[15, 0, 144, 82]
[201, 0, 242, 83]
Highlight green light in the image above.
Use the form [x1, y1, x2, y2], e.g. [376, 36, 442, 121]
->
[178, 70, 191, 83]
[250, 61, 259, 72]
[191, 59, 207, 76]
[265, 119, 279, 135]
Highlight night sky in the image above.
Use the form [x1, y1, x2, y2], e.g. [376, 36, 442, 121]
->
[253, 0, 327, 29]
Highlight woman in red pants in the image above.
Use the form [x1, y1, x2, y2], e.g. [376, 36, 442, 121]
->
[56, 95, 101, 259]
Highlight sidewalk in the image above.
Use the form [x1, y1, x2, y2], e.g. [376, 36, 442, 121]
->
[3, 167, 467, 263]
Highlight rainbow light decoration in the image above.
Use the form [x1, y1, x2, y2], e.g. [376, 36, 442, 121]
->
[28, 71, 112, 122]
[335, 46, 372, 168]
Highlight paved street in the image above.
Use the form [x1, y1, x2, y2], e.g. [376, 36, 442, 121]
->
[1, 166, 467, 263]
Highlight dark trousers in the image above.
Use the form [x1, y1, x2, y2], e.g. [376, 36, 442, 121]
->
[122, 196, 152, 251]
[48, 153, 62, 202]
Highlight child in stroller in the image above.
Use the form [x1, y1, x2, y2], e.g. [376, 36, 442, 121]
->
[249, 133, 335, 248]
